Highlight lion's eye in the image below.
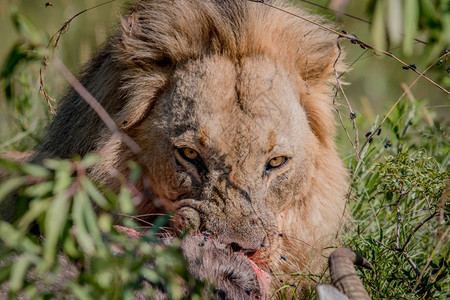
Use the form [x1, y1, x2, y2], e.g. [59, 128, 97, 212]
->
[176, 147, 202, 164]
[175, 147, 207, 172]
[183, 148, 198, 160]
[266, 156, 288, 170]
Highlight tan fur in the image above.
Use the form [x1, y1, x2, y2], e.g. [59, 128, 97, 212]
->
[34, 0, 348, 297]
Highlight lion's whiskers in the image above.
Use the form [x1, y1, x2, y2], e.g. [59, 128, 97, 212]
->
[131, 213, 170, 218]
[272, 246, 306, 272]
[278, 232, 322, 253]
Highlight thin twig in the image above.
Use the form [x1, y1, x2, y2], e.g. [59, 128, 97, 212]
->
[401, 212, 439, 252]
[376, 240, 420, 277]
[395, 193, 403, 249]
[53, 57, 141, 155]
[248, 0, 449, 95]
[332, 38, 359, 159]
[380, 54, 449, 126]
[377, 189, 428, 278]
[338, 49, 368, 79]
[409, 226, 449, 299]
[401, 251, 421, 277]
[297, 0, 428, 45]
[335, 38, 359, 153]
[437, 181, 449, 239]
[333, 100, 356, 153]
[39, 0, 119, 114]
[358, 51, 449, 157]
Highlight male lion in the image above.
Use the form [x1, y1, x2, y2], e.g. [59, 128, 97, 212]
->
[32, 0, 348, 298]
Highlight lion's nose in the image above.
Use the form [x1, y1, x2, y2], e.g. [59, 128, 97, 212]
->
[229, 242, 260, 255]
[223, 217, 266, 253]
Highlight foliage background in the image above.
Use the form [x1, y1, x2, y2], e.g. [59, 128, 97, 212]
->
[0, 0, 448, 299]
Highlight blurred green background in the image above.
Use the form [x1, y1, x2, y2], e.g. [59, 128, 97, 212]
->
[0, 0, 119, 150]
[0, 0, 448, 151]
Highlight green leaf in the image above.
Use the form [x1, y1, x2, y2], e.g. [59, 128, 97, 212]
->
[18, 238, 41, 256]
[16, 198, 51, 230]
[98, 213, 112, 233]
[82, 191, 103, 247]
[141, 268, 160, 283]
[53, 170, 73, 194]
[0, 177, 26, 202]
[23, 181, 53, 197]
[118, 187, 134, 215]
[0, 158, 22, 174]
[81, 153, 99, 168]
[0, 262, 13, 283]
[81, 177, 109, 209]
[0, 222, 23, 248]
[67, 282, 93, 300]
[63, 233, 82, 259]
[20, 163, 51, 178]
[9, 254, 32, 293]
[72, 190, 95, 255]
[42, 190, 71, 270]
[419, 0, 438, 23]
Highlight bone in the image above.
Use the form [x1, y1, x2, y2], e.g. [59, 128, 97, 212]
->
[324, 248, 372, 300]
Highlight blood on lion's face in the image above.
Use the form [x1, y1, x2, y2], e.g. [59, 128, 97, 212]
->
[130, 54, 315, 264]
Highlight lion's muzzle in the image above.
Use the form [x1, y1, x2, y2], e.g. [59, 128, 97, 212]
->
[174, 199, 271, 258]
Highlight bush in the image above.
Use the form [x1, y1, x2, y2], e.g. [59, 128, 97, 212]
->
[343, 99, 449, 299]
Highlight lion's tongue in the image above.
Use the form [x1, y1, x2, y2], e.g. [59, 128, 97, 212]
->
[248, 258, 271, 299]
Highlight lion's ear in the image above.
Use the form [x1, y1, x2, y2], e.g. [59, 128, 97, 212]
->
[114, 6, 183, 131]
[294, 33, 341, 148]
[296, 34, 339, 86]
[116, 97, 153, 130]
[116, 71, 168, 130]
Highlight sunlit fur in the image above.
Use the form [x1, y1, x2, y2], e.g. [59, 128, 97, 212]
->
[34, 0, 348, 297]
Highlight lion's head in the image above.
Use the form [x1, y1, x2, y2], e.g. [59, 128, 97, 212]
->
[34, 0, 348, 295]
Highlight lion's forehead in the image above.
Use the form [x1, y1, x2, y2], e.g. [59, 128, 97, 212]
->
[165, 55, 309, 154]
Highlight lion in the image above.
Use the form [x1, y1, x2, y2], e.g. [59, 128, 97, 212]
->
[29, 0, 348, 297]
